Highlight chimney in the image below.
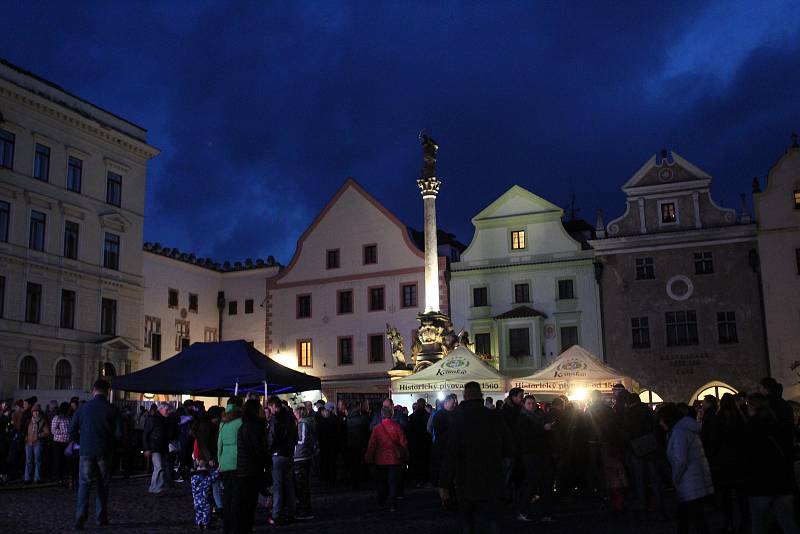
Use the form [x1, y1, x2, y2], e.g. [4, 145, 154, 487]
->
[752, 176, 761, 194]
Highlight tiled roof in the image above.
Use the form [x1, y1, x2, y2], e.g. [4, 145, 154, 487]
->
[143, 242, 281, 273]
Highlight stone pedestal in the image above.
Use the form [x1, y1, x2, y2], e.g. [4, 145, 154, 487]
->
[414, 310, 455, 371]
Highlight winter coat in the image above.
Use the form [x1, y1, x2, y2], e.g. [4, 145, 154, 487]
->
[744, 416, 797, 496]
[143, 413, 171, 453]
[294, 416, 314, 461]
[516, 409, 542, 456]
[236, 417, 268, 476]
[440, 399, 513, 501]
[25, 416, 50, 445]
[345, 410, 370, 453]
[217, 409, 242, 472]
[69, 395, 121, 457]
[666, 416, 714, 502]
[267, 407, 297, 457]
[365, 418, 408, 466]
[191, 416, 218, 463]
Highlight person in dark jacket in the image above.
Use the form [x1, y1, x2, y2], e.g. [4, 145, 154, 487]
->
[623, 393, 663, 513]
[430, 394, 456, 492]
[266, 396, 297, 526]
[514, 395, 541, 522]
[500, 388, 523, 495]
[234, 399, 268, 534]
[317, 404, 339, 486]
[441, 382, 513, 534]
[744, 393, 799, 534]
[407, 398, 432, 488]
[143, 402, 174, 494]
[293, 406, 315, 520]
[345, 402, 371, 490]
[715, 394, 748, 533]
[69, 380, 121, 530]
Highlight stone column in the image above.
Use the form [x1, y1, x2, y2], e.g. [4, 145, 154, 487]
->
[422, 194, 440, 313]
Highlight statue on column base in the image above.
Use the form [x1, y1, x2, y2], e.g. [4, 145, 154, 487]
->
[414, 311, 456, 371]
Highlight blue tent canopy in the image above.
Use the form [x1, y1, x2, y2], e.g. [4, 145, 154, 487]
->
[111, 340, 320, 396]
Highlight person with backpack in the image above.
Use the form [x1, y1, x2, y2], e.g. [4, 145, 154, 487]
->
[266, 396, 298, 526]
[365, 405, 409, 513]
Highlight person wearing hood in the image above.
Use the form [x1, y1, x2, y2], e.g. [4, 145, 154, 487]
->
[658, 403, 714, 534]
[293, 405, 315, 520]
[217, 396, 243, 534]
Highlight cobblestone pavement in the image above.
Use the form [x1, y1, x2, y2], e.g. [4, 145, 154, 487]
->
[0, 476, 685, 534]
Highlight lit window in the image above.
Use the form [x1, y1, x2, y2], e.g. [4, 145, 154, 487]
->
[204, 327, 218, 342]
[298, 339, 312, 367]
[661, 202, 677, 224]
[794, 190, 800, 209]
[511, 230, 526, 250]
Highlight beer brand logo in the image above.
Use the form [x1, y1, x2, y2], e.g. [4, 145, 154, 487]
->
[436, 356, 469, 376]
[556, 359, 586, 372]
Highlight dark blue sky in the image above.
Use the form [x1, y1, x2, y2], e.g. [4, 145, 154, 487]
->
[2, 2, 799, 263]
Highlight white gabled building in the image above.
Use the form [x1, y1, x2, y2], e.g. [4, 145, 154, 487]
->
[266, 178, 452, 405]
[449, 185, 603, 376]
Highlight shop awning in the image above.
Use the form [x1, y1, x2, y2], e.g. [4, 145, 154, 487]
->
[391, 346, 506, 395]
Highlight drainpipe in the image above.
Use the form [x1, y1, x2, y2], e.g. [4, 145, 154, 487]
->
[749, 249, 771, 376]
[217, 291, 225, 341]
[594, 261, 607, 363]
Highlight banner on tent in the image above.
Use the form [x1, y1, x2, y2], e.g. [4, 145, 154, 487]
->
[393, 379, 505, 393]
[511, 377, 633, 393]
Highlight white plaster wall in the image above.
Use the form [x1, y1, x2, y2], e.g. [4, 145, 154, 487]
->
[220, 267, 279, 353]
[462, 220, 580, 262]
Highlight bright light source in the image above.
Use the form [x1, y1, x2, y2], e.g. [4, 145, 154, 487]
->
[437, 391, 445, 401]
[568, 387, 587, 401]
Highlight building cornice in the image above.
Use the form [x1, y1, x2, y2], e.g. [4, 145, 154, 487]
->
[590, 224, 756, 254]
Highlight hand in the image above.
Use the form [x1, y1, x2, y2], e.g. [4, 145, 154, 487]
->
[544, 423, 553, 431]
[143, 450, 151, 458]
[439, 488, 450, 502]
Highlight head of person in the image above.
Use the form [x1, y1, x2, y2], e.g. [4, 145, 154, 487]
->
[294, 406, 307, 421]
[266, 395, 283, 415]
[702, 395, 719, 415]
[495, 400, 504, 410]
[361, 400, 371, 413]
[382, 398, 394, 411]
[484, 396, 494, 409]
[93, 379, 110, 397]
[207, 406, 223, 424]
[759, 377, 781, 398]
[657, 403, 683, 431]
[58, 401, 70, 417]
[507, 388, 524, 406]
[551, 397, 565, 412]
[315, 400, 325, 412]
[747, 393, 775, 420]
[414, 398, 427, 412]
[464, 381, 483, 402]
[444, 394, 457, 411]
[590, 390, 603, 405]
[523, 394, 537, 413]
[157, 402, 171, 417]
[242, 398, 263, 421]
[31, 404, 42, 419]
[381, 405, 394, 420]
[24, 396, 37, 410]
[303, 401, 313, 413]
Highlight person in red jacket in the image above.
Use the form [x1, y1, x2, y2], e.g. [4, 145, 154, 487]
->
[365, 405, 408, 512]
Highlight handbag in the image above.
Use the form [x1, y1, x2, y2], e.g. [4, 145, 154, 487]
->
[630, 433, 658, 457]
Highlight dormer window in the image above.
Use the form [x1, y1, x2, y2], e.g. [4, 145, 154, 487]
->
[511, 230, 526, 250]
[660, 202, 677, 224]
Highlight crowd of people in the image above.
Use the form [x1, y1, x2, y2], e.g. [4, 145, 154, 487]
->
[1, 375, 799, 533]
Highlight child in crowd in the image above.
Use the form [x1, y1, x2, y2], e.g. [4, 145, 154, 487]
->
[190, 439, 219, 529]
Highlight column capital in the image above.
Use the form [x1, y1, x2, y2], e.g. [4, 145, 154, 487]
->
[417, 176, 441, 197]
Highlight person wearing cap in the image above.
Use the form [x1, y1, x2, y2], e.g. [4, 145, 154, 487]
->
[24, 404, 50, 483]
[70, 379, 121, 530]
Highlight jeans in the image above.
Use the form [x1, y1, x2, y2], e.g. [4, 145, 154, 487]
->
[24, 443, 42, 482]
[272, 455, 295, 521]
[626, 451, 663, 511]
[375, 464, 401, 508]
[75, 454, 112, 525]
[294, 459, 312, 515]
[749, 495, 800, 534]
[212, 477, 224, 509]
[149, 452, 173, 493]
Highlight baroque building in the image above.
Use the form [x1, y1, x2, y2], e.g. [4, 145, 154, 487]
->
[590, 150, 768, 403]
[449, 186, 603, 375]
[0, 59, 159, 400]
[753, 136, 800, 399]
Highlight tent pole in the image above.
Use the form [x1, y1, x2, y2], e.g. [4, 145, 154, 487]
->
[234, 382, 239, 396]
[264, 380, 268, 400]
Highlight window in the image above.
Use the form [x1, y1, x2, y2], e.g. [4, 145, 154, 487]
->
[228, 300, 238, 315]
[337, 290, 353, 314]
[326, 249, 340, 269]
[63, 221, 79, 259]
[175, 319, 190, 350]
[661, 202, 677, 223]
[717, 311, 738, 344]
[558, 279, 575, 300]
[509, 328, 530, 358]
[369, 287, 385, 311]
[368, 334, 385, 362]
[694, 252, 714, 275]
[25, 282, 42, 323]
[144, 315, 161, 348]
[635, 257, 655, 280]
[54, 359, 72, 390]
[473, 287, 488, 307]
[151, 333, 162, 361]
[401, 283, 417, 308]
[103, 233, 120, 270]
[0, 200, 9, 242]
[29, 210, 46, 251]
[188, 293, 198, 313]
[67, 157, 82, 193]
[514, 283, 530, 304]
[363, 244, 377, 265]
[665, 310, 699, 346]
[338, 336, 353, 365]
[244, 299, 254, 314]
[18, 355, 37, 390]
[168, 288, 178, 309]
[297, 294, 311, 318]
[631, 317, 650, 349]
[33, 144, 50, 181]
[297, 339, 312, 367]
[0, 275, 4, 318]
[204, 327, 218, 342]
[99, 362, 116, 378]
[106, 172, 122, 206]
[0, 129, 14, 169]
[101, 298, 117, 336]
[475, 333, 491, 357]
[560, 326, 579, 352]
[511, 230, 526, 250]
[794, 189, 800, 209]
[60, 289, 75, 329]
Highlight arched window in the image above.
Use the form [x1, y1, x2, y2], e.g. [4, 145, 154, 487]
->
[639, 390, 664, 404]
[54, 359, 72, 390]
[692, 381, 737, 403]
[99, 362, 116, 378]
[18, 356, 38, 390]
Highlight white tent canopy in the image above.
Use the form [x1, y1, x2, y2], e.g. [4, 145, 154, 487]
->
[391, 346, 506, 396]
[509, 345, 638, 397]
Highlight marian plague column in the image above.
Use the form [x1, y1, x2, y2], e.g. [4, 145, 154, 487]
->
[414, 133, 455, 370]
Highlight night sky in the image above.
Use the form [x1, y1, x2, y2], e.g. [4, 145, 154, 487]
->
[2, 2, 799, 264]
